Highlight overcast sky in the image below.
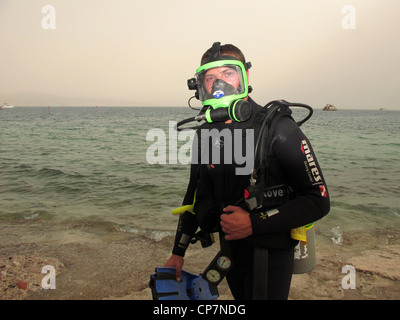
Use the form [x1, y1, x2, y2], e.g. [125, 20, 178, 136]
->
[0, 0, 399, 109]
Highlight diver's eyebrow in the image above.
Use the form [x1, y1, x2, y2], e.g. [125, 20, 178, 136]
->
[206, 67, 235, 76]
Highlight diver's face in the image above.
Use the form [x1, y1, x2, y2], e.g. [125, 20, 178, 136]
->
[203, 67, 240, 94]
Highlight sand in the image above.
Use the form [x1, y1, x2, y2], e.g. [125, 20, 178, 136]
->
[1, 221, 399, 300]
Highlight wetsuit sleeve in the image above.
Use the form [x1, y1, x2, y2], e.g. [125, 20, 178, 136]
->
[250, 117, 330, 235]
[171, 163, 199, 257]
[172, 211, 198, 257]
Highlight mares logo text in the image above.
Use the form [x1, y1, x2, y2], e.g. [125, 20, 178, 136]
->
[301, 140, 322, 184]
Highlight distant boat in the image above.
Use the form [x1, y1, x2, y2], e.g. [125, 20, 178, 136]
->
[1, 102, 14, 109]
[322, 104, 337, 111]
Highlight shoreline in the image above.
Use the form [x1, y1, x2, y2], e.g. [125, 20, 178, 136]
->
[0, 222, 399, 300]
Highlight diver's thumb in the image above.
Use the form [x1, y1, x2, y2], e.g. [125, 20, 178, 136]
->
[176, 267, 182, 282]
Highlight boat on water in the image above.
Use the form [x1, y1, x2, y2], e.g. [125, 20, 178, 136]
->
[1, 102, 14, 109]
[322, 104, 337, 111]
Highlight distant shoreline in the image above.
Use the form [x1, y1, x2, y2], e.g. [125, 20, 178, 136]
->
[2, 106, 400, 111]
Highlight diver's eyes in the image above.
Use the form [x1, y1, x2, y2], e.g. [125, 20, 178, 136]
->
[204, 69, 237, 85]
[223, 70, 235, 78]
[205, 75, 215, 85]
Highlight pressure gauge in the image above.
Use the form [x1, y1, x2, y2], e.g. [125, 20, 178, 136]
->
[205, 269, 221, 283]
[217, 256, 232, 270]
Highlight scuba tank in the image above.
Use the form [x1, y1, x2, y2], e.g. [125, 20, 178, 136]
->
[293, 224, 317, 274]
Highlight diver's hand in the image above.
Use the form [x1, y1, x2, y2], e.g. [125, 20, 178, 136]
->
[164, 254, 184, 281]
[221, 205, 253, 240]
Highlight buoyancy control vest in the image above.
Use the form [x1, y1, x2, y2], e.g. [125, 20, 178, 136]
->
[190, 99, 313, 239]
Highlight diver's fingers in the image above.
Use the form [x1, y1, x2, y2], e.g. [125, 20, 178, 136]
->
[164, 254, 184, 281]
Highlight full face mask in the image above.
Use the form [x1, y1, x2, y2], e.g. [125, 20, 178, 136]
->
[187, 42, 252, 113]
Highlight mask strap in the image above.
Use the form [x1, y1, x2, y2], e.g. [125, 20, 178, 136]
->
[209, 42, 221, 61]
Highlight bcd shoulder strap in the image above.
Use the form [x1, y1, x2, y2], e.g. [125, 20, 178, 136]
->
[252, 100, 295, 167]
[244, 100, 312, 211]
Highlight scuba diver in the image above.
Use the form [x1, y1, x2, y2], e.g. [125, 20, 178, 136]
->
[163, 42, 330, 300]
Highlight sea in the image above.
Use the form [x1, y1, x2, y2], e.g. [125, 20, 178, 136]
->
[0, 106, 399, 246]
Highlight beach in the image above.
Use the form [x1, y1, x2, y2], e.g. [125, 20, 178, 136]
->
[1, 221, 399, 300]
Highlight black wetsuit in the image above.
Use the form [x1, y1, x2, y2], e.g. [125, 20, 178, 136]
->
[172, 97, 330, 299]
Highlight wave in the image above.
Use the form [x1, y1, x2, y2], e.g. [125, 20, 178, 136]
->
[0, 209, 53, 221]
[115, 224, 174, 242]
[331, 200, 399, 218]
[38, 167, 66, 177]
